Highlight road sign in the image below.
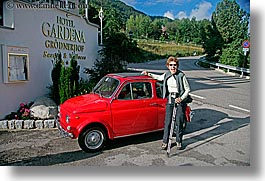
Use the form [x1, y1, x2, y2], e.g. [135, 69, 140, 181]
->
[242, 40, 250, 48]
[243, 48, 249, 56]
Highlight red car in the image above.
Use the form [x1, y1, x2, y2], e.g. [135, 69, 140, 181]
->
[56, 73, 190, 153]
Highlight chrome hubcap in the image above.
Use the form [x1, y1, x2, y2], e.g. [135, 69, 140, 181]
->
[85, 130, 103, 149]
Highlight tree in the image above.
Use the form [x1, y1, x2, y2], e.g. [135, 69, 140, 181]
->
[85, 32, 140, 83]
[69, 54, 80, 97]
[149, 18, 168, 40]
[103, 7, 124, 39]
[126, 15, 152, 39]
[49, 52, 80, 104]
[202, 18, 224, 61]
[211, 0, 250, 67]
[50, 52, 63, 105]
[58, 56, 80, 104]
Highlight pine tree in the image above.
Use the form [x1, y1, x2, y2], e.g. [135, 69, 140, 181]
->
[50, 53, 63, 105]
[69, 54, 80, 97]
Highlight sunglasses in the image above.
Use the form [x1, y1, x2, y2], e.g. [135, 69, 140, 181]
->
[169, 64, 177, 67]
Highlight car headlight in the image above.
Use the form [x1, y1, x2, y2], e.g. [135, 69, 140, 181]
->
[66, 115, 70, 123]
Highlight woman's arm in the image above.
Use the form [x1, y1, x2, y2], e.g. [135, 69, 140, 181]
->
[180, 75, 190, 101]
[141, 71, 165, 81]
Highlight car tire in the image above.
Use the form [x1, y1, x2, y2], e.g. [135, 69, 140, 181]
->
[78, 126, 107, 153]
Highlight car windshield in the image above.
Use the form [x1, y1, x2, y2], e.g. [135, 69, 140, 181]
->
[93, 76, 119, 98]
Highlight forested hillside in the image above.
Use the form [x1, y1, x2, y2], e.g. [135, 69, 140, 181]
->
[79, 0, 250, 68]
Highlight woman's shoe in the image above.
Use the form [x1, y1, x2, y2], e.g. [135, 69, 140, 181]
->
[176, 142, 182, 150]
[161, 143, 167, 150]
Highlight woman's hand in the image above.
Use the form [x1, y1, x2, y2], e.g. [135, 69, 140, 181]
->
[141, 71, 148, 76]
[175, 97, 182, 103]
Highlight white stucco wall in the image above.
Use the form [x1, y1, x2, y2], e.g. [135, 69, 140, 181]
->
[0, 1, 99, 119]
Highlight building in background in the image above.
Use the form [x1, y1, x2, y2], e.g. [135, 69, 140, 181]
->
[0, 0, 100, 119]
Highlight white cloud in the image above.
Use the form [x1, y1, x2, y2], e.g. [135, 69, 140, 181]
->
[189, 1, 212, 20]
[176, 11, 188, 19]
[121, 0, 213, 20]
[164, 11, 175, 20]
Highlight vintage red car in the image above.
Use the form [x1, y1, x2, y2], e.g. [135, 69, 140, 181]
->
[56, 72, 191, 153]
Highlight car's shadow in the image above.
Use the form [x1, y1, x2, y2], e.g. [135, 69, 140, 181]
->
[106, 130, 164, 151]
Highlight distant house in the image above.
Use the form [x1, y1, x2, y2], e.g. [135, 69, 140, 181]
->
[0, 0, 100, 119]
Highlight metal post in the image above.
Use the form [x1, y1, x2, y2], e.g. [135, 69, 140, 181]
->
[85, 0, 88, 19]
[187, 39, 189, 55]
[99, 7, 104, 45]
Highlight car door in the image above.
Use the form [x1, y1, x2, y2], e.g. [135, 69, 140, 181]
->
[111, 81, 158, 136]
[155, 81, 167, 129]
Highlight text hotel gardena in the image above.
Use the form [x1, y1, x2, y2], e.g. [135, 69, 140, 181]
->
[42, 16, 87, 60]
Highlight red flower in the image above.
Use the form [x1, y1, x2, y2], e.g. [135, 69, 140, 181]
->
[20, 103, 25, 107]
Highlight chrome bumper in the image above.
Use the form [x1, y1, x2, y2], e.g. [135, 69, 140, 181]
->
[55, 117, 74, 138]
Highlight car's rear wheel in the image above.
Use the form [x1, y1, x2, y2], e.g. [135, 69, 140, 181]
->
[78, 126, 107, 153]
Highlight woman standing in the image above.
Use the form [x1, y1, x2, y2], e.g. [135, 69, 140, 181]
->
[142, 56, 191, 150]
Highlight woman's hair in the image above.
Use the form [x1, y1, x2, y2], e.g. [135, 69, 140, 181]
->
[166, 56, 179, 66]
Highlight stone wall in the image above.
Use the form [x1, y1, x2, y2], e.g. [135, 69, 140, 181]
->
[0, 119, 57, 130]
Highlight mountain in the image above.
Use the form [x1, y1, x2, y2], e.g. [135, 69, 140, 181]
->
[84, 0, 146, 20]
[81, 0, 170, 23]
[103, 0, 147, 19]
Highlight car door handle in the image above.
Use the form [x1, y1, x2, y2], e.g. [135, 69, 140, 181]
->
[149, 103, 158, 106]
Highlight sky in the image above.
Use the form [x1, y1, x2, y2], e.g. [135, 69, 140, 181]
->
[120, 0, 250, 20]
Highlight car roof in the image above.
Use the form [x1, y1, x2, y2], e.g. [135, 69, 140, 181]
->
[107, 72, 154, 81]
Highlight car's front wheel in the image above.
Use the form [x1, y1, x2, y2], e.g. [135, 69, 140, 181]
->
[78, 126, 107, 153]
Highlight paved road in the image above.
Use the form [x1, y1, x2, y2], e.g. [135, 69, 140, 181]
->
[0, 56, 250, 166]
[128, 56, 250, 112]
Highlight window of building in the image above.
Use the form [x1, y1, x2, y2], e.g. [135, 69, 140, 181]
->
[0, 0, 14, 29]
[0, 1, 4, 26]
[8, 53, 29, 82]
[2, 45, 30, 83]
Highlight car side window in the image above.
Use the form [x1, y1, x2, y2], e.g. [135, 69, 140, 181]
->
[131, 82, 152, 99]
[118, 84, 132, 100]
[118, 82, 152, 100]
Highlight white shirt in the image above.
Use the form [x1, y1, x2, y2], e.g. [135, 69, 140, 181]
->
[167, 76, 178, 93]
[148, 72, 190, 100]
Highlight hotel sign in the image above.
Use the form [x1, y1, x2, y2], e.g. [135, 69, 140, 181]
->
[41, 15, 86, 60]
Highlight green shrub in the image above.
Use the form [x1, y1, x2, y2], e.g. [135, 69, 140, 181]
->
[49, 53, 63, 105]
[49, 52, 81, 105]
[5, 102, 34, 120]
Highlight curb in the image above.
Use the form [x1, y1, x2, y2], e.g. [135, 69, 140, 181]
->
[0, 119, 57, 130]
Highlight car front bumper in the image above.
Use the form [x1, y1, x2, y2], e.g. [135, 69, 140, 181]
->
[55, 117, 74, 138]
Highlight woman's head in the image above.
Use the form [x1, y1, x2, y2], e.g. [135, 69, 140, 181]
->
[166, 56, 179, 74]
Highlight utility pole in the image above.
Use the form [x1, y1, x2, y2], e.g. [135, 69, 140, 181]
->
[99, 7, 104, 45]
[85, 0, 88, 19]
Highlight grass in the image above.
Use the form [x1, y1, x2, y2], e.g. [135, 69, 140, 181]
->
[136, 39, 204, 58]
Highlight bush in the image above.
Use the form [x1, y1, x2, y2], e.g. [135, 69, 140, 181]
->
[85, 32, 140, 83]
[49, 52, 81, 105]
[5, 102, 34, 120]
[59, 56, 80, 104]
[49, 53, 63, 105]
